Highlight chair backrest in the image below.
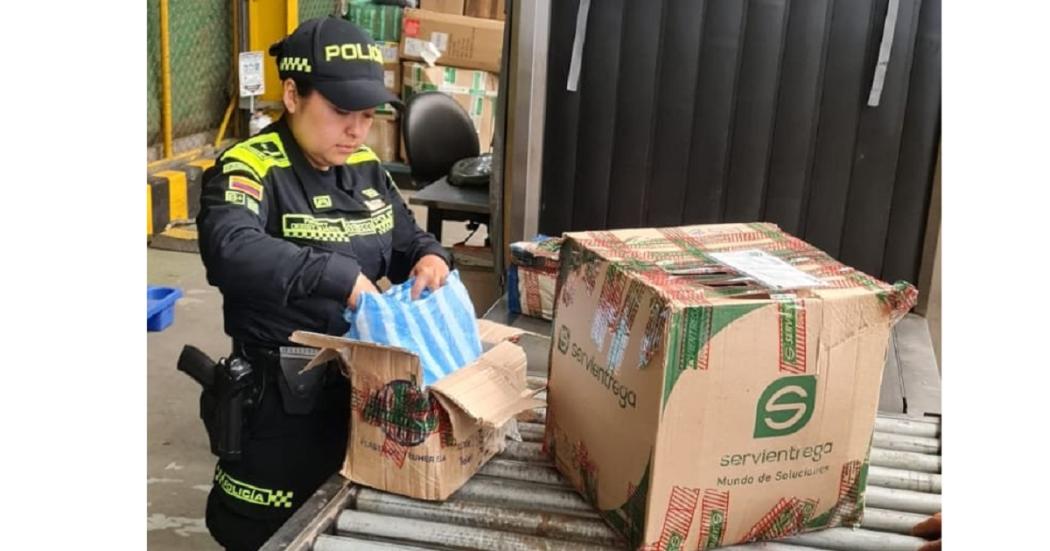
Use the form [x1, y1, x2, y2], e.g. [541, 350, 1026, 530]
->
[402, 91, 481, 182]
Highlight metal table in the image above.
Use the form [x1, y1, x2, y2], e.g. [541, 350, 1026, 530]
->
[263, 302, 942, 551]
[407, 177, 490, 242]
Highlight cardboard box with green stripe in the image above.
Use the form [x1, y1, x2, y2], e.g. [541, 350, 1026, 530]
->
[545, 223, 918, 550]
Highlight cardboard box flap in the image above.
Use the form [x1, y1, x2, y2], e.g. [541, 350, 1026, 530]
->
[289, 330, 421, 372]
[476, 319, 526, 344]
[429, 340, 544, 439]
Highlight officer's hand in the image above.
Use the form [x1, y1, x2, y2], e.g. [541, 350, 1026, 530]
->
[411, 255, 450, 300]
[911, 512, 941, 551]
[347, 273, 380, 310]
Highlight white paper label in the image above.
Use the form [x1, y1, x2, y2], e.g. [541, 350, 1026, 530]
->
[403, 37, 426, 57]
[710, 250, 825, 290]
[238, 51, 265, 97]
[384, 70, 395, 88]
[430, 31, 450, 52]
[420, 41, 443, 66]
[379, 42, 399, 65]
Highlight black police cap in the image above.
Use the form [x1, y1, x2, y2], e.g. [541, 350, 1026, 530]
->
[269, 17, 401, 112]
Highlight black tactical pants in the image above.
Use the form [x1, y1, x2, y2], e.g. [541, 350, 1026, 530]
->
[205, 348, 349, 551]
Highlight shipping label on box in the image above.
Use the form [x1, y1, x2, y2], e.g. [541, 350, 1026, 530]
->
[544, 223, 918, 549]
[291, 320, 544, 501]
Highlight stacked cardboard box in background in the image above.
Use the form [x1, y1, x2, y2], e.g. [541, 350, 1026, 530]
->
[400, 8, 503, 72]
[398, 9, 503, 163]
[347, 2, 403, 42]
[507, 236, 563, 320]
[346, 4, 404, 162]
[346, 3, 504, 166]
[420, 0, 465, 15]
[364, 114, 400, 163]
[465, 0, 505, 20]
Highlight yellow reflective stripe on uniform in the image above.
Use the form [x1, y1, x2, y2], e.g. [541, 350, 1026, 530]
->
[221, 132, 290, 178]
[282, 207, 394, 241]
[214, 466, 294, 508]
[347, 146, 380, 165]
[222, 160, 259, 179]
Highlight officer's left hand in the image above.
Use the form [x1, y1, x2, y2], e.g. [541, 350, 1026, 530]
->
[411, 255, 450, 300]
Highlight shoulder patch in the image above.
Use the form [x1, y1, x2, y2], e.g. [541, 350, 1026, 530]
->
[229, 175, 264, 202]
[224, 189, 260, 215]
[221, 132, 290, 177]
[222, 160, 260, 178]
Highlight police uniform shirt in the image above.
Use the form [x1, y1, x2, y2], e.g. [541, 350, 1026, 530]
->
[196, 116, 450, 348]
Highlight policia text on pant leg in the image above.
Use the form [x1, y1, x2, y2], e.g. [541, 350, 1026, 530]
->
[179, 17, 452, 551]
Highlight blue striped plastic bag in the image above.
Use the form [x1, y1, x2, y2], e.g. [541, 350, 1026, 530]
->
[343, 270, 482, 386]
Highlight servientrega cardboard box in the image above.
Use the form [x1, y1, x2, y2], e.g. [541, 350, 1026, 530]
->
[292, 320, 544, 500]
[545, 223, 918, 549]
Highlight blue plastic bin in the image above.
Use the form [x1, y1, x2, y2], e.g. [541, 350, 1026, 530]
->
[147, 286, 182, 332]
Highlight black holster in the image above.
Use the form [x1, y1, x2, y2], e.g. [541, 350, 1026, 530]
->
[178, 343, 336, 462]
[178, 345, 265, 462]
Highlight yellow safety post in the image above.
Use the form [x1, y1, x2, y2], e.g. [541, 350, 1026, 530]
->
[159, 0, 174, 158]
[287, 0, 299, 34]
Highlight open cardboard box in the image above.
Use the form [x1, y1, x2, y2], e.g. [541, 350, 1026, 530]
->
[290, 320, 544, 500]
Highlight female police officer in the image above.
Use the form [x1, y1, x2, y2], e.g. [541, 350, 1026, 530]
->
[195, 17, 451, 550]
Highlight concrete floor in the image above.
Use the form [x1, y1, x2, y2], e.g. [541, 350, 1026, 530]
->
[147, 249, 226, 550]
[147, 200, 487, 550]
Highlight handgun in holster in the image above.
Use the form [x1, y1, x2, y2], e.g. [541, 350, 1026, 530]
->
[177, 345, 259, 462]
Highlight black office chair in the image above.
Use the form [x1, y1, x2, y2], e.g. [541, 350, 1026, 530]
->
[402, 91, 480, 184]
[401, 91, 491, 247]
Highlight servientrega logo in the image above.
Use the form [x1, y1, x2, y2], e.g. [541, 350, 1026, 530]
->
[557, 325, 570, 354]
[754, 375, 817, 438]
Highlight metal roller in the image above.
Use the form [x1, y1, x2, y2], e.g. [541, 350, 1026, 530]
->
[865, 485, 942, 515]
[452, 475, 598, 517]
[722, 542, 825, 550]
[872, 431, 941, 455]
[314, 534, 434, 551]
[479, 458, 565, 486]
[779, 526, 930, 551]
[334, 510, 619, 551]
[500, 440, 550, 463]
[517, 422, 546, 443]
[868, 465, 942, 493]
[860, 507, 932, 535]
[870, 447, 941, 473]
[353, 488, 623, 547]
[874, 416, 940, 438]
